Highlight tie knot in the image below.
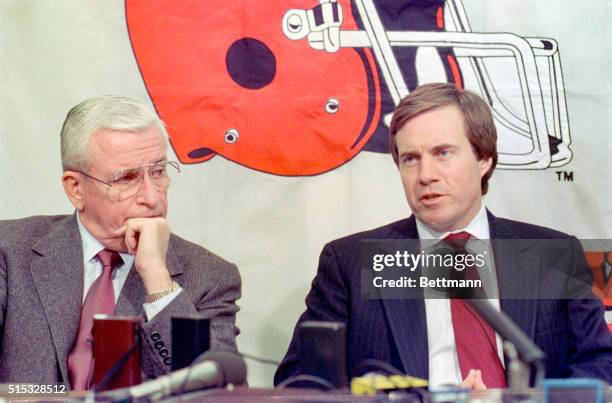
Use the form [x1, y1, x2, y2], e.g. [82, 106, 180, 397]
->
[444, 231, 472, 250]
[97, 249, 121, 271]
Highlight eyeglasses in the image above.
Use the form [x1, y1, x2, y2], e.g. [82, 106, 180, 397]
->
[78, 161, 180, 201]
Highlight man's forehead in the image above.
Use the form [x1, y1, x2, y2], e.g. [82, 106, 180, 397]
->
[90, 126, 165, 143]
[87, 128, 167, 170]
[396, 107, 467, 150]
[397, 129, 465, 151]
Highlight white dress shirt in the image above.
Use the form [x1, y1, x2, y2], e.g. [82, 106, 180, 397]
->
[76, 214, 182, 320]
[416, 203, 504, 387]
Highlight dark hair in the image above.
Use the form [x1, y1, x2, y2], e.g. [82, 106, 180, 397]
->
[389, 83, 497, 194]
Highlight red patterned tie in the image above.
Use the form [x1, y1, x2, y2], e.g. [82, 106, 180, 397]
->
[446, 232, 507, 388]
[68, 249, 120, 391]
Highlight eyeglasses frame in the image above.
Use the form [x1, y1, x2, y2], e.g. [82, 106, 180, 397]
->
[76, 160, 180, 196]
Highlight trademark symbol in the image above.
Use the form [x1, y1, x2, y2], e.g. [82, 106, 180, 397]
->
[555, 171, 574, 182]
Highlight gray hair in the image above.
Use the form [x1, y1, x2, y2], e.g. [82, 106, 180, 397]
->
[60, 95, 167, 171]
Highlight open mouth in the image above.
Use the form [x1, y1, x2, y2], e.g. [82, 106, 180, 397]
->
[420, 193, 444, 204]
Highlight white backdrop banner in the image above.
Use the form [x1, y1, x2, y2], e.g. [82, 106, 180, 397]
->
[1, 0, 610, 386]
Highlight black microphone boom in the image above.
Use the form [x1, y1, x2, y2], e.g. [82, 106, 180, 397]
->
[466, 299, 545, 365]
[101, 350, 247, 400]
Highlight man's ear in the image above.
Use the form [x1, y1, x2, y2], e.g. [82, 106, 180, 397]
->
[62, 171, 85, 211]
[479, 156, 493, 178]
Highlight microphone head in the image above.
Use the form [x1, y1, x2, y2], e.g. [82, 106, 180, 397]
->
[195, 350, 247, 386]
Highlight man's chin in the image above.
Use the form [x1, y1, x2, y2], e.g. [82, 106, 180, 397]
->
[126, 213, 166, 220]
[417, 212, 455, 233]
[101, 238, 129, 253]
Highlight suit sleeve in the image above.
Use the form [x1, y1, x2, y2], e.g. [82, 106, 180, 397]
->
[274, 242, 349, 386]
[139, 260, 241, 380]
[564, 237, 612, 382]
[0, 249, 6, 331]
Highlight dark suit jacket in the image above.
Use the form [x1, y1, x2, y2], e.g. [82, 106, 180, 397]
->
[0, 214, 241, 388]
[275, 212, 612, 384]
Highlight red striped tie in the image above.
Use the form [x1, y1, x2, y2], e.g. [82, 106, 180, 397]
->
[445, 232, 506, 388]
[68, 249, 120, 391]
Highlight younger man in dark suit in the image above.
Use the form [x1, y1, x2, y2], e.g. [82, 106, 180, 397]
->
[276, 83, 612, 388]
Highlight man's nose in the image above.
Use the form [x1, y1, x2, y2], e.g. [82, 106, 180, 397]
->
[417, 156, 438, 186]
[135, 171, 161, 207]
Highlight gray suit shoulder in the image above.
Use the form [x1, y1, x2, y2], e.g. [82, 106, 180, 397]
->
[0, 215, 71, 247]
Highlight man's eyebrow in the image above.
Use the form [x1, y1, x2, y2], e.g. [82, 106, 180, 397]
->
[117, 158, 168, 172]
[431, 143, 456, 152]
[146, 157, 168, 165]
[399, 150, 420, 159]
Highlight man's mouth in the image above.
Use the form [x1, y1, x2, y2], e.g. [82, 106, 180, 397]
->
[419, 193, 444, 205]
[132, 212, 164, 219]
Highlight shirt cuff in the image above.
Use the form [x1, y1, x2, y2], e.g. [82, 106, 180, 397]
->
[142, 284, 183, 320]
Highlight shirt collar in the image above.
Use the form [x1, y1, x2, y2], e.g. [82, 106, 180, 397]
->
[415, 202, 490, 240]
[76, 213, 132, 267]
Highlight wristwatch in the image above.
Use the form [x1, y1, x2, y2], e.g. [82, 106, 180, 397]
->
[146, 281, 177, 303]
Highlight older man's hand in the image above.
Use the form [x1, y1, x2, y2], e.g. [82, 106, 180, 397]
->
[124, 217, 173, 294]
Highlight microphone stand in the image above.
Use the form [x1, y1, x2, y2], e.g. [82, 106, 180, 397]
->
[466, 298, 546, 389]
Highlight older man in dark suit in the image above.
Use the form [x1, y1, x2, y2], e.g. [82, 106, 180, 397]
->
[0, 96, 241, 390]
[275, 83, 612, 388]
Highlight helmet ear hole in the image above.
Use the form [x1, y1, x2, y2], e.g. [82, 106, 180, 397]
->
[224, 129, 240, 144]
[325, 98, 340, 114]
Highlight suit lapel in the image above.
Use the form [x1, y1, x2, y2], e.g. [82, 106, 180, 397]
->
[115, 268, 146, 316]
[30, 214, 84, 384]
[381, 298, 428, 379]
[380, 217, 429, 379]
[489, 212, 539, 339]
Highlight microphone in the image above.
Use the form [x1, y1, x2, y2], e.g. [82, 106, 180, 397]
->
[466, 299, 545, 387]
[298, 321, 348, 388]
[101, 350, 247, 399]
[466, 299, 545, 365]
[171, 316, 210, 371]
